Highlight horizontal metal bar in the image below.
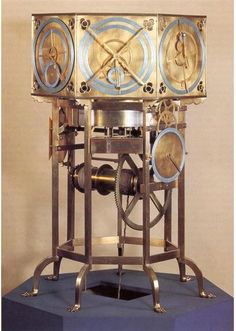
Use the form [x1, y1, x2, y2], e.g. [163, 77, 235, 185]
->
[92, 157, 119, 163]
[57, 143, 84, 151]
[73, 236, 120, 246]
[140, 180, 177, 193]
[57, 248, 87, 263]
[92, 256, 143, 265]
[150, 249, 180, 263]
[123, 236, 164, 247]
[77, 127, 107, 133]
[72, 236, 164, 247]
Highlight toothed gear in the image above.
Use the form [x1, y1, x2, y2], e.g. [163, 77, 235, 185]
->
[114, 154, 171, 231]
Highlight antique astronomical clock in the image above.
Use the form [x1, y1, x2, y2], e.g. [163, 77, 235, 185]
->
[24, 13, 214, 313]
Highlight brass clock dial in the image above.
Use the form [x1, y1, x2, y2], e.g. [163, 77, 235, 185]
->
[159, 17, 206, 95]
[78, 16, 156, 96]
[33, 17, 74, 93]
[152, 128, 185, 183]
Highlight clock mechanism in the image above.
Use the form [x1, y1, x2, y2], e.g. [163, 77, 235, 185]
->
[152, 127, 186, 183]
[77, 16, 156, 97]
[158, 15, 206, 98]
[32, 16, 75, 95]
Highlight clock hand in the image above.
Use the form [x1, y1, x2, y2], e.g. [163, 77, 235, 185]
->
[114, 61, 121, 89]
[50, 29, 53, 47]
[182, 65, 188, 92]
[117, 57, 144, 86]
[86, 56, 115, 84]
[181, 32, 189, 69]
[116, 27, 144, 56]
[166, 154, 181, 173]
[86, 26, 115, 56]
[50, 29, 55, 48]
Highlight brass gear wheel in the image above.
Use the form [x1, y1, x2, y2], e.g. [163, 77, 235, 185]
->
[114, 154, 171, 231]
[157, 99, 178, 132]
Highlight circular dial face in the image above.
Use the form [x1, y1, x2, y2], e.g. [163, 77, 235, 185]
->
[33, 18, 74, 93]
[159, 18, 205, 95]
[152, 128, 186, 183]
[78, 17, 156, 95]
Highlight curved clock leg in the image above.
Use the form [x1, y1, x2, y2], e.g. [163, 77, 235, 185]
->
[143, 265, 166, 313]
[180, 257, 216, 298]
[177, 259, 192, 282]
[45, 257, 63, 281]
[22, 256, 59, 297]
[68, 264, 91, 312]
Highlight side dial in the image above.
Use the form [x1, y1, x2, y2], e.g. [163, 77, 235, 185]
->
[151, 128, 186, 183]
[33, 17, 74, 93]
[159, 17, 206, 95]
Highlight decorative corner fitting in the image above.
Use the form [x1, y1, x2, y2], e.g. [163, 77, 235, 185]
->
[143, 18, 154, 31]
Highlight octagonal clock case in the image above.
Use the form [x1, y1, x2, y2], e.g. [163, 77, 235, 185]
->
[31, 13, 207, 100]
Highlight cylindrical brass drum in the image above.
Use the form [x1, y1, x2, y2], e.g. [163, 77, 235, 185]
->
[72, 163, 138, 196]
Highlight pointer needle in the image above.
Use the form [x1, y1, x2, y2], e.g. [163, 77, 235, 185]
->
[166, 154, 181, 173]
[50, 29, 53, 47]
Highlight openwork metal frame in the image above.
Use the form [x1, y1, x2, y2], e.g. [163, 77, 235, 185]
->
[22, 98, 215, 312]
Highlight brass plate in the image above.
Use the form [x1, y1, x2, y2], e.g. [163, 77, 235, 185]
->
[32, 14, 76, 97]
[157, 15, 206, 99]
[152, 127, 185, 183]
[76, 15, 157, 99]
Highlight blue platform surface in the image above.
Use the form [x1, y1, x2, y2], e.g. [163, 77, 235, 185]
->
[2, 269, 233, 331]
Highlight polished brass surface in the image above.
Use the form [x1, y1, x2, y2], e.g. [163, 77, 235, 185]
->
[157, 14, 206, 99]
[32, 14, 76, 98]
[155, 133, 183, 177]
[76, 14, 157, 99]
[152, 128, 185, 183]
[73, 162, 137, 196]
[93, 109, 144, 128]
[25, 12, 214, 316]
[156, 99, 178, 132]
[32, 13, 207, 103]
[71, 236, 164, 247]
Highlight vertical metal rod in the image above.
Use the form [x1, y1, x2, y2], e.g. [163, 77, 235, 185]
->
[178, 167, 185, 259]
[164, 190, 172, 250]
[67, 131, 75, 241]
[52, 100, 59, 257]
[117, 175, 123, 274]
[84, 101, 92, 261]
[142, 103, 150, 264]
[178, 114, 186, 277]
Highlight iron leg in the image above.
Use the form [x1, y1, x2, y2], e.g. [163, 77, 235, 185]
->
[68, 264, 91, 312]
[143, 265, 166, 313]
[22, 256, 59, 297]
[177, 259, 192, 282]
[45, 257, 63, 281]
[180, 257, 216, 298]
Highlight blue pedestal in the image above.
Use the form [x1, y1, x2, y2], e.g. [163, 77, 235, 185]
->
[2, 270, 233, 331]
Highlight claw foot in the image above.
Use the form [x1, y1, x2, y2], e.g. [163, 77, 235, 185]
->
[154, 304, 166, 313]
[21, 289, 38, 297]
[180, 275, 192, 282]
[45, 275, 59, 281]
[67, 304, 80, 312]
[200, 290, 216, 299]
